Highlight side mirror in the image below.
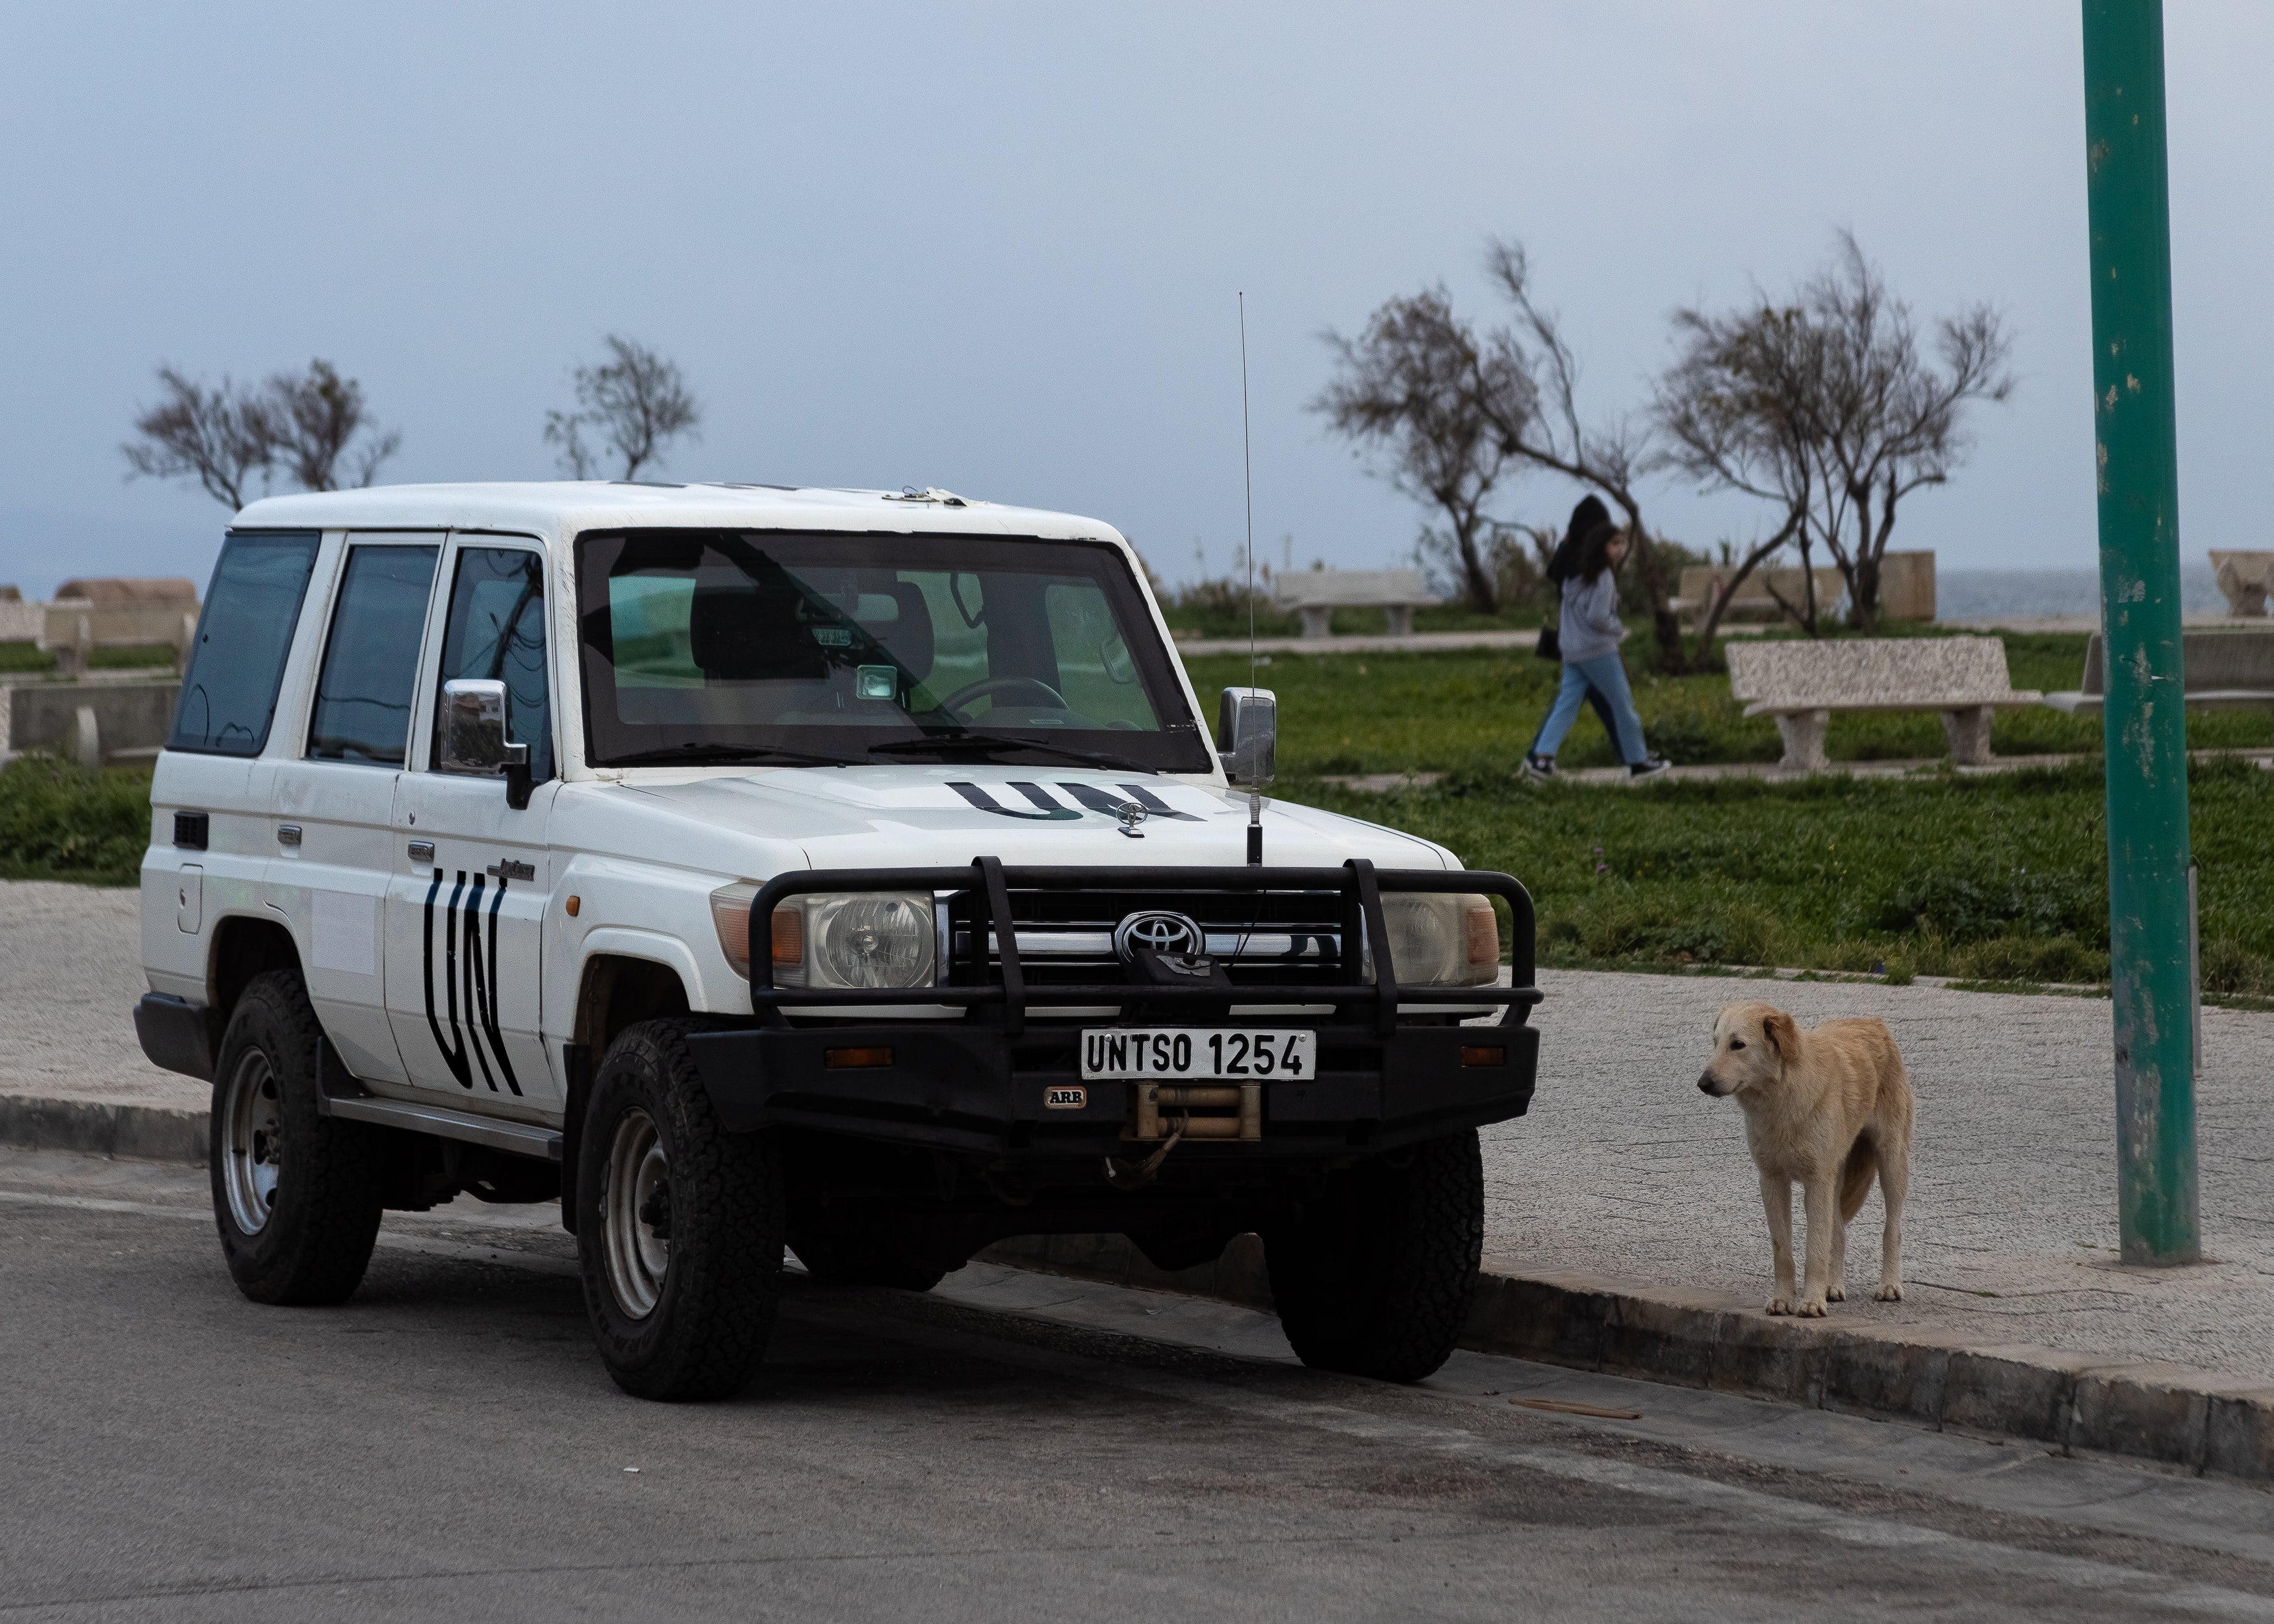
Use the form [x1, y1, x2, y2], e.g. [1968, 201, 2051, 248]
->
[1216, 687, 1277, 787]
[439, 678, 533, 810]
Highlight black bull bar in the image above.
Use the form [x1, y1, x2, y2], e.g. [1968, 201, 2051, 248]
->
[684, 858, 1544, 1159]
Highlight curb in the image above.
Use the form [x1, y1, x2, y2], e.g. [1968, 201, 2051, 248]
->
[12, 1100, 2272, 1482]
[0, 1095, 205, 1165]
[977, 1233, 2274, 1484]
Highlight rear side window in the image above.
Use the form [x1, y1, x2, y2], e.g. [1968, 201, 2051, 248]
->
[168, 531, 321, 756]
[307, 545, 440, 765]
[433, 546, 554, 782]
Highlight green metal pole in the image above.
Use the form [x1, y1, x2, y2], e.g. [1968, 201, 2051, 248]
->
[2081, 0, 2198, 1265]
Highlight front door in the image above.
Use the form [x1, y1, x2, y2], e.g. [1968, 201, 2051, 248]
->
[382, 539, 561, 1112]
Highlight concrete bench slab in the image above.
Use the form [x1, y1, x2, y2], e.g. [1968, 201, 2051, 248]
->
[1726, 636, 2040, 770]
[2044, 627, 2274, 714]
[1274, 568, 1438, 639]
[2211, 551, 2274, 617]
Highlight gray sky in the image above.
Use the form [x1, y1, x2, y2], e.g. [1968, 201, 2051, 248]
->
[1, 2, 2265, 599]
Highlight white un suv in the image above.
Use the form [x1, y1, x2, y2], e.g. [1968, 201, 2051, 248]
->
[133, 481, 1540, 1399]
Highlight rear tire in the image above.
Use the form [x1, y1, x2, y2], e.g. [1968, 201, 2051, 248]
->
[1266, 1129, 1483, 1382]
[209, 971, 384, 1306]
[575, 1019, 783, 1401]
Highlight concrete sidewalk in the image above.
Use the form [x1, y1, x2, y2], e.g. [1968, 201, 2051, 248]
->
[11, 879, 2274, 1469]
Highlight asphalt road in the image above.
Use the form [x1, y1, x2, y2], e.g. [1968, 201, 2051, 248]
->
[6, 1149, 2274, 1623]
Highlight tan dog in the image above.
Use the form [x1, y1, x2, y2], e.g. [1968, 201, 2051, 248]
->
[1697, 1002, 1913, 1317]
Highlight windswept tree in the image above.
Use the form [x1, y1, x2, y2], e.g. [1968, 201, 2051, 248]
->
[122, 360, 400, 509]
[1659, 235, 2015, 631]
[544, 336, 702, 481]
[269, 359, 401, 491]
[1316, 243, 1693, 666]
[1654, 305, 1820, 655]
[121, 369, 274, 510]
[1310, 290, 1535, 612]
[1472, 241, 1687, 670]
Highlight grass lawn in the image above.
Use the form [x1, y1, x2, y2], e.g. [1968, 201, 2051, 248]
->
[1179, 631, 2274, 995]
[0, 756, 154, 885]
[0, 641, 181, 674]
[1182, 631, 2274, 775]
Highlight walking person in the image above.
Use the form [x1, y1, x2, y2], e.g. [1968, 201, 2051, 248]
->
[1536, 496, 1627, 747]
[1524, 515, 1671, 780]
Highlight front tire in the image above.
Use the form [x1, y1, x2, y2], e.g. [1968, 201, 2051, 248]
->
[209, 971, 384, 1305]
[575, 1020, 783, 1401]
[1266, 1129, 1484, 1382]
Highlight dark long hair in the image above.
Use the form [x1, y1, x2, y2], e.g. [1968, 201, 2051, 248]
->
[1577, 523, 1624, 585]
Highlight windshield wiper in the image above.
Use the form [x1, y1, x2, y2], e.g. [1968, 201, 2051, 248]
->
[867, 732, 1156, 773]
[609, 742, 860, 768]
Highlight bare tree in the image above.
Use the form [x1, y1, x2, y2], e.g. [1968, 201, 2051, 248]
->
[544, 336, 702, 481]
[123, 359, 400, 509]
[1310, 291, 1534, 611]
[266, 359, 400, 490]
[1654, 305, 1818, 658]
[1473, 242, 1690, 670]
[1663, 236, 2014, 631]
[121, 368, 277, 509]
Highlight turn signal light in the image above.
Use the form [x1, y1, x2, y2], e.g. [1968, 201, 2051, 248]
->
[1465, 906, 1500, 967]
[1459, 1045, 1506, 1068]
[771, 907, 804, 970]
[824, 1047, 893, 1070]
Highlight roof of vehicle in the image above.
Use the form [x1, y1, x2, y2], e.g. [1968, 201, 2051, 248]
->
[231, 481, 1130, 546]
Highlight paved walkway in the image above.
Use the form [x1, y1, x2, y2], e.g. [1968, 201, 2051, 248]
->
[1503, 969, 2274, 1383]
[1175, 611, 2271, 662]
[9, 881, 2273, 1384]
[1323, 746, 2274, 793]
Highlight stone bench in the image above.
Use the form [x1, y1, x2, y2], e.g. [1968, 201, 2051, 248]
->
[1674, 565, 1846, 632]
[0, 679, 181, 770]
[1274, 568, 1438, 639]
[2210, 552, 2274, 617]
[2043, 627, 2274, 713]
[1725, 636, 2041, 771]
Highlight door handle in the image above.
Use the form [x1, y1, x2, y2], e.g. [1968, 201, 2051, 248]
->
[408, 841, 435, 863]
[276, 824, 302, 847]
[487, 860, 537, 882]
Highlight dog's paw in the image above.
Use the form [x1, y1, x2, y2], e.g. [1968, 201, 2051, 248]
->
[1873, 1283, 1904, 1302]
[1765, 1296, 1795, 1316]
[1825, 1284, 1846, 1302]
[1794, 1298, 1828, 1318]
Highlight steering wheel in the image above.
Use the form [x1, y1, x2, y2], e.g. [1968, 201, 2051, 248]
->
[937, 675, 1068, 722]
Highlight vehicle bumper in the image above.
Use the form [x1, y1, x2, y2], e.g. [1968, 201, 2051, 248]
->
[134, 992, 218, 1082]
[683, 1019, 1539, 1160]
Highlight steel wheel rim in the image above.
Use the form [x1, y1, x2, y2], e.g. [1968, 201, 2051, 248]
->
[603, 1110, 671, 1319]
[219, 1048, 283, 1236]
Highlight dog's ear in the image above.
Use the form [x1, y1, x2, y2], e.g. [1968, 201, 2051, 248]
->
[1760, 1009, 1796, 1059]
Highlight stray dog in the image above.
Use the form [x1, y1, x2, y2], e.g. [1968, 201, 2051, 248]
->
[1697, 1002, 1913, 1317]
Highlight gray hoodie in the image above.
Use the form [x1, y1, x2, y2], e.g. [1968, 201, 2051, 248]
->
[1557, 568, 1627, 665]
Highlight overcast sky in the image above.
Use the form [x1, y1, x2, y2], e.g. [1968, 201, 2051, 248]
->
[1, 2, 2265, 598]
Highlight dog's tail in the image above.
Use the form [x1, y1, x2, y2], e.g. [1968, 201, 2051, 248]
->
[1839, 1138, 1877, 1223]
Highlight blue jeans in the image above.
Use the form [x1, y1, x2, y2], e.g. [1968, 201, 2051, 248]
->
[1531, 653, 1648, 764]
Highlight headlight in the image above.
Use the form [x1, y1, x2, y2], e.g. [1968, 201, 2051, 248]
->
[1378, 893, 1501, 987]
[710, 883, 936, 989]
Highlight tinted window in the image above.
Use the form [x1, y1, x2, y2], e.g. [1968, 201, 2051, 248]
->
[307, 545, 439, 765]
[168, 531, 320, 755]
[575, 529, 1205, 772]
[433, 546, 553, 782]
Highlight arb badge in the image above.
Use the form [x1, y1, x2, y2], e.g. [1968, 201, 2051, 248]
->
[1044, 1085, 1087, 1110]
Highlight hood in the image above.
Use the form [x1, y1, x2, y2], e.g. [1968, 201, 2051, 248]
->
[617, 763, 1455, 874]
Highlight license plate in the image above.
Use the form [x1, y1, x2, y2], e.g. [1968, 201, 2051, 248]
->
[1079, 1028, 1315, 1080]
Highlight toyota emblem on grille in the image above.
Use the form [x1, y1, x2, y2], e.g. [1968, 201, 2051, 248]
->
[1113, 910, 1205, 963]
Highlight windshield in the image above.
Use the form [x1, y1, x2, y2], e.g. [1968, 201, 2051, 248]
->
[575, 529, 1210, 772]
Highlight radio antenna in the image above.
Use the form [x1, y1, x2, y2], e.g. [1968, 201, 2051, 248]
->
[1239, 293, 1262, 865]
